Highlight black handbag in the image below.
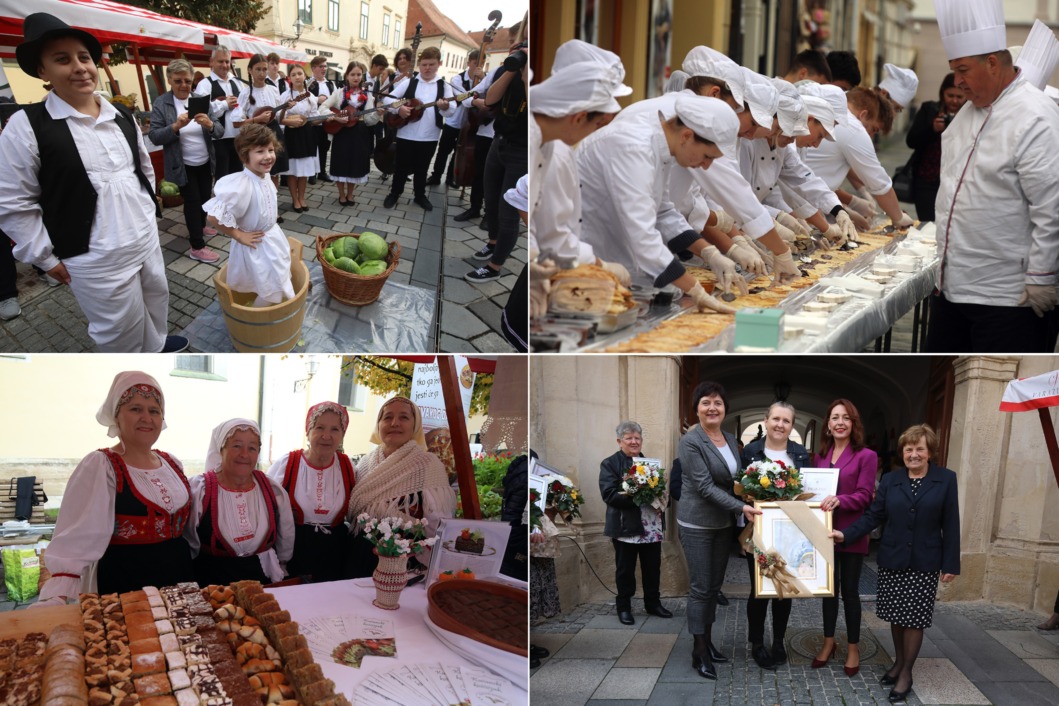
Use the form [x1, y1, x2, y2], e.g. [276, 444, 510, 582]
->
[892, 154, 916, 203]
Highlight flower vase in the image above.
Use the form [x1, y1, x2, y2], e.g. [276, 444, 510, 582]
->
[372, 551, 408, 610]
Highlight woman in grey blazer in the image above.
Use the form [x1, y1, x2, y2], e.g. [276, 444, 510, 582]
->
[678, 380, 760, 679]
[149, 59, 224, 264]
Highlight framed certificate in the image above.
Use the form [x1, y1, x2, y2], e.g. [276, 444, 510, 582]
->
[754, 502, 834, 598]
[799, 467, 840, 501]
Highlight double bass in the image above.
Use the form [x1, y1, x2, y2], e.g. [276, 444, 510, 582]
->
[453, 10, 502, 188]
[373, 22, 422, 177]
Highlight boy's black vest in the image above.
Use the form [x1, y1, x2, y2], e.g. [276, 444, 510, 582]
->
[401, 76, 445, 128]
[24, 101, 157, 260]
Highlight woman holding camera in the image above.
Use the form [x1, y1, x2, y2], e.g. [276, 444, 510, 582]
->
[905, 73, 965, 222]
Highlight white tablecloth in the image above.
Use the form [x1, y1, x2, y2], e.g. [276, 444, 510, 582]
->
[270, 579, 529, 702]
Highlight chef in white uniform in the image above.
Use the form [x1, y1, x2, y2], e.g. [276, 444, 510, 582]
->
[877, 63, 919, 114]
[577, 93, 740, 313]
[928, 0, 1059, 352]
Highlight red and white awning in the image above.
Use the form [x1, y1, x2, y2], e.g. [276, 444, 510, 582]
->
[999, 369, 1059, 412]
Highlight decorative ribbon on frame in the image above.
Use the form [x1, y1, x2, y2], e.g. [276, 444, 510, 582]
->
[738, 500, 834, 599]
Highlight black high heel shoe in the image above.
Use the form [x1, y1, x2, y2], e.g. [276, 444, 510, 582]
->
[880, 666, 898, 686]
[690, 650, 717, 680]
[887, 682, 912, 703]
[707, 642, 728, 663]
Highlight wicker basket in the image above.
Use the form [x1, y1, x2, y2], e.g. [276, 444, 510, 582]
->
[160, 193, 184, 208]
[316, 233, 401, 306]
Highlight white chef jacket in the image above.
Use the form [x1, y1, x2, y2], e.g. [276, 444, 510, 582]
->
[802, 108, 892, 194]
[532, 138, 595, 266]
[577, 113, 696, 286]
[936, 78, 1059, 306]
[195, 72, 244, 140]
[739, 139, 840, 218]
[611, 92, 776, 238]
[383, 74, 457, 142]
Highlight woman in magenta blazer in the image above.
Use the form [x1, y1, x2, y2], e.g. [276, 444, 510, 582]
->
[810, 398, 877, 677]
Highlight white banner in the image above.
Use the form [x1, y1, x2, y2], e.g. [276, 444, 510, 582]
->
[410, 356, 474, 431]
[999, 369, 1059, 412]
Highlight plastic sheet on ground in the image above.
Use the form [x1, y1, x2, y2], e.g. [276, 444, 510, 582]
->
[181, 262, 437, 352]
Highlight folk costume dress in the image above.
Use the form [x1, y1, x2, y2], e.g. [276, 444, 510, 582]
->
[321, 86, 381, 184]
[279, 88, 320, 178]
[231, 82, 289, 175]
[186, 419, 295, 586]
[202, 168, 294, 306]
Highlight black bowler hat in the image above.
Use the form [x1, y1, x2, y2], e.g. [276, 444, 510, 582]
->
[16, 13, 103, 77]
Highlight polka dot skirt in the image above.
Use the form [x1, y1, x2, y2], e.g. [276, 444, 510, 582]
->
[876, 478, 941, 629]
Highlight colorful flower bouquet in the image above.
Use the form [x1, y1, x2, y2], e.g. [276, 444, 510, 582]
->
[356, 514, 438, 557]
[735, 459, 810, 502]
[621, 460, 667, 511]
[546, 478, 584, 522]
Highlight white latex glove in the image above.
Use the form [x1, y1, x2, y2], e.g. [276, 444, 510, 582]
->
[857, 186, 881, 216]
[894, 211, 915, 229]
[773, 219, 797, 243]
[727, 235, 768, 276]
[822, 223, 847, 248]
[530, 260, 558, 318]
[836, 210, 859, 243]
[1019, 284, 1058, 317]
[700, 245, 749, 295]
[598, 259, 632, 287]
[749, 237, 776, 270]
[847, 194, 875, 219]
[796, 218, 812, 235]
[713, 209, 735, 233]
[688, 282, 737, 314]
[771, 249, 801, 286]
[776, 212, 809, 236]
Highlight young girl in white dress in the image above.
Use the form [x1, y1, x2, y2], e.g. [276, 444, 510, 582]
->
[203, 123, 295, 306]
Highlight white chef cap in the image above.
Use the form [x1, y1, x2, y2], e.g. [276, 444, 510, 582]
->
[665, 69, 689, 94]
[532, 60, 632, 116]
[96, 371, 167, 439]
[771, 77, 809, 137]
[878, 64, 919, 107]
[672, 93, 740, 158]
[800, 95, 838, 141]
[682, 46, 746, 109]
[1015, 20, 1059, 91]
[740, 68, 779, 130]
[504, 174, 529, 213]
[205, 418, 261, 474]
[936, 0, 1006, 62]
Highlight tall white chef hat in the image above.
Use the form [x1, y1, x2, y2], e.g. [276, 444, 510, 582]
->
[665, 69, 689, 94]
[740, 68, 779, 130]
[796, 81, 848, 126]
[936, 0, 1006, 62]
[799, 95, 838, 141]
[532, 60, 632, 116]
[1015, 20, 1059, 91]
[878, 64, 919, 107]
[672, 93, 740, 158]
[682, 45, 746, 109]
[771, 77, 810, 137]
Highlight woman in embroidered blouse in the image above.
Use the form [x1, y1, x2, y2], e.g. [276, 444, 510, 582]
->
[36, 372, 195, 605]
[279, 64, 318, 213]
[266, 402, 355, 583]
[230, 53, 298, 193]
[186, 418, 295, 586]
[810, 399, 877, 677]
[343, 397, 457, 578]
[320, 61, 383, 207]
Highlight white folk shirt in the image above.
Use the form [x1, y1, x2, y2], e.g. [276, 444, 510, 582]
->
[739, 139, 840, 218]
[0, 92, 158, 276]
[383, 74, 457, 142]
[39, 451, 190, 602]
[936, 78, 1059, 305]
[463, 68, 497, 140]
[172, 95, 210, 167]
[611, 93, 775, 239]
[444, 70, 474, 129]
[195, 72, 243, 140]
[577, 112, 694, 286]
[231, 84, 283, 129]
[266, 452, 347, 526]
[185, 473, 295, 583]
[802, 108, 892, 194]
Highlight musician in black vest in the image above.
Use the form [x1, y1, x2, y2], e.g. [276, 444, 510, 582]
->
[194, 46, 243, 180]
[366, 54, 390, 143]
[308, 55, 337, 183]
[0, 13, 187, 352]
[427, 50, 481, 187]
[264, 52, 289, 94]
[382, 46, 456, 211]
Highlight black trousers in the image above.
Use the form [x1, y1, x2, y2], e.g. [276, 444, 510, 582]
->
[613, 538, 662, 612]
[484, 135, 528, 268]
[180, 162, 213, 250]
[0, 231, 16, 302]
[745, 553, 792, 645]
[926, 290, 1059, 353]
[315, 125, 331, 175]
[822, 551, 865, 643]
[468, 135, 492, 212]
[501, 263, 528, 351]
[213, 138, 239, 179]
[430, 123, 461, 181]
[389, 138, 439, 200]
[912, 181, 939, 223]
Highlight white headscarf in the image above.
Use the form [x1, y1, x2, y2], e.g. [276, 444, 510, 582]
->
[205, 418, 261, 474]
[368, 396, 427, 449]
[95, 371, 166, 439]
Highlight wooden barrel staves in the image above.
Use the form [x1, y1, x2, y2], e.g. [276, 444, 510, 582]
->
[212, 237, 310, 353]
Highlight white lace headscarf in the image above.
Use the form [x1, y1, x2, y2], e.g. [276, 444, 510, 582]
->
[95, 371, 166, 439]
[369, 396, 427, 449]
[205, 418, 261, 474]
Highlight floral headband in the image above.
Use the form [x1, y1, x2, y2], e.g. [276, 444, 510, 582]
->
[115, 384, 163, 416]
[306, 401, 349, 434]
